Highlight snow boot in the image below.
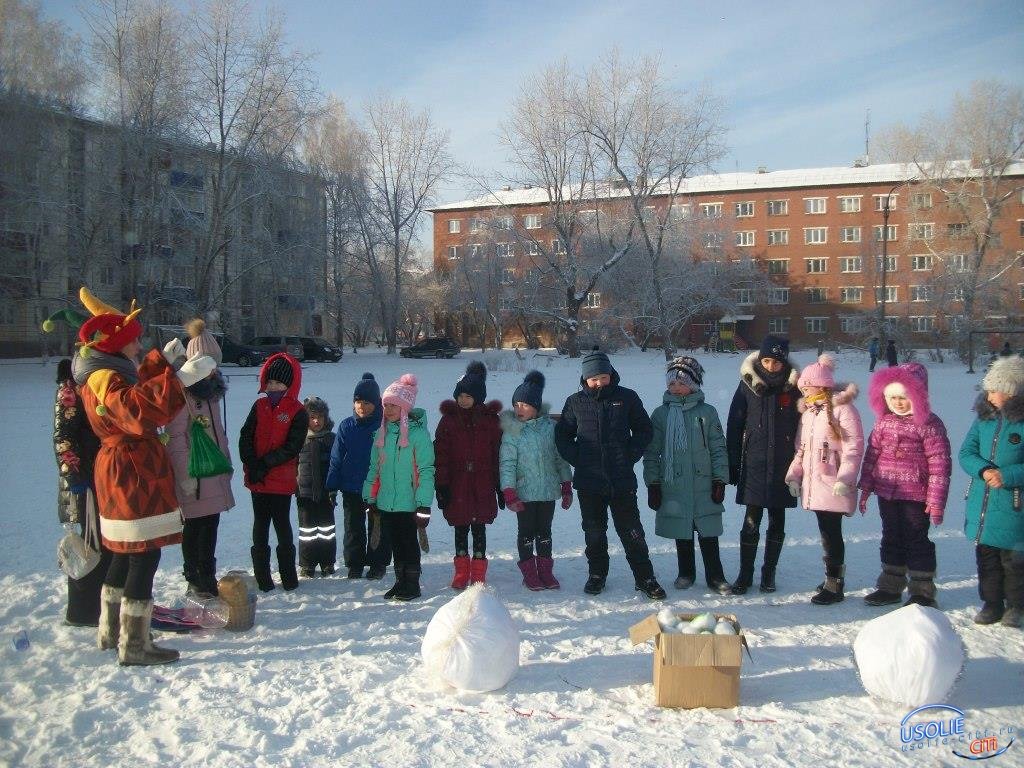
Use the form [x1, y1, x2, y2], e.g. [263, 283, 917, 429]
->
[347, 567, 364, 579]
[760, 535, 784, 593]
[699, 536, 732, 595]
[322, 564, 335, 576]
[470, 556, 488, 585]
[195, 559, 219, 596]
[450, 555, 471, 590]
[251, 546, 275, 592]
[118, 598, 179, 666]
[675, 538, 696, 588]
[974, 601, 1004, 624]
[584, 574, 606, 595]
[518, 558, 545, 591]
[384, 565, 404, 600]
[299, 566, 316, 579]
[392, 567, 421, 601]
[904, 570, 936, 608]
[811, 561, 845, 605]
[536, 556, 560, 589]
[864, 564, 907, 606]
[97, 585, 123, 650]
[731, 532, 759, 595]
[635, 577, 667, 600]
[366, 566, 386, 580]
[1002, 607, 1022, 628]
[278, 544, 299, 591]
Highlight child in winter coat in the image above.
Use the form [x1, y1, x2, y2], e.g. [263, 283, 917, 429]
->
[166, 367, 235, 597]
[959, 356, 1024, 627]
[296, 397, 336, 578]
[239, 354, 308, 592]
[858, 363, 951, 608]
[644, 357, 731, 594]
[363, 374, 435, 601]
[500, 370, 573, 590]
[326, 373, 391, 580]
[784, 355, 865, 605]
[434, 362, 503, 589]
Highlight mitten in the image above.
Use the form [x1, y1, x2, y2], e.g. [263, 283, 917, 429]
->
[368, 506, 381, 549]
[560, 480, 573, 510]
[858, 491, 870, 515]
[415, 506, 431, 529]
[787, 481, 801, 498]
[832, 481, 851, 497]
[647, 484, 662, 511]
[502, 488, 525, 513]
[496, 488, 506, 510]
[177, 354, 216, 387]
[711, 479, 725, 504]
[162, 338, 186, 365]
[926, 504, 944, 525]
[179, 476, 198, 497]
[435, 486, 450, 509]
[247, 459, 268, 485]
[418, 527, 430, 553]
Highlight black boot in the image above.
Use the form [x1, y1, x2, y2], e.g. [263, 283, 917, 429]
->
[384, 565, 404, 600]
[635, 577, 667, 600]
[865, 564, 907, 606]
[674, 538, 695, 589]
[251, 546, 275, 592]
[584, 574, 607, 595]
[197, 557, 219, 597]
[698, 536, 732, 595]
[732, 532, 759, 595]
[393, 567, 421, 601]
[760, 536, 784, 593]
[811, 561, 845, 605]
[277, 544, 298, 591]
[905, 570, 937, 608]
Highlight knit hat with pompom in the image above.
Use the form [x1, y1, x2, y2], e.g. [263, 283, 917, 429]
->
[378, 373, 419, 448]
[453, 360, 487, 404]
[512, 370, 545, 411]
[797, 353, 836, 390]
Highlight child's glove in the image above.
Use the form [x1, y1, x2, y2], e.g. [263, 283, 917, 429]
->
[368, 505, 381, 549]
[647, 484, 662, 511]
[496, 488, 506, 510]
[926, 505, 944, 525]
[162, 338, 186, 365]
[177, 354, 216, 387]
[832, 481, 851, 497]
[858, 491, 870, 515]
[415, 507, 431, 529]
[560, 481, 573, 510]
[435, 486, 450, 510]
[787, 481, 801, 499]
[418, 527, 430, 553]
[711, 480, 725, 504]
[502, 488, 525, 513]
[179, 476, 198, 497]
[247, 460, 268, 485]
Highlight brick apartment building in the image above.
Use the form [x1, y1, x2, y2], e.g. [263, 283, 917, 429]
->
[430, 162, 1024, 349]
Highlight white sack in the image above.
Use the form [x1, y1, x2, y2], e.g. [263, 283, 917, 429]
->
[421, 584, 520, 693]
[853, 604, 964, 707]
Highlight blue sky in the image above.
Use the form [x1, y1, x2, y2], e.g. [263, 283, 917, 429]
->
[44, 0, 1024, 203]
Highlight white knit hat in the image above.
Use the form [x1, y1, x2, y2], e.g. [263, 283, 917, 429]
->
[982, 356, 1024, 396]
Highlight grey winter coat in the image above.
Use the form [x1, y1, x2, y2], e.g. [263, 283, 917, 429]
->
[499, 407, 572, 502]
[297, 421, 336, 503]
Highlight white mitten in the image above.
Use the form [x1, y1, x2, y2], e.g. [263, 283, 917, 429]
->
[177, 354, 216, 387]
[833, 481, 851, 496]
[787, 481, 801, 498]
[162, 338, 186, 365]
[179, 476, 198, 496]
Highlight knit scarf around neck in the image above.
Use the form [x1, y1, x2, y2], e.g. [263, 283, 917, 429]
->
[663, 400, 688, 485]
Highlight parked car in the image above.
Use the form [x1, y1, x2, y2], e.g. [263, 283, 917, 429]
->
[247, 335, 305, 361]
[399, 337, 461, 359]
[298, 336, 344, 362]
[211, 334, 268, 367]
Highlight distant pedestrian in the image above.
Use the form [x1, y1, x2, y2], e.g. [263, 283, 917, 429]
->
[999, 341, 1013, 358]
[885, 339, 898, 367]
[868, 337, 879, 372]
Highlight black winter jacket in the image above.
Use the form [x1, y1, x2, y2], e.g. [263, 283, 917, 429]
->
[297, 423, 335, 503]
[555, 371, 653, 495]
[726, 353, 800, 509]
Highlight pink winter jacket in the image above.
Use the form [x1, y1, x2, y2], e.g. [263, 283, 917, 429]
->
[785, 384, 865, 515]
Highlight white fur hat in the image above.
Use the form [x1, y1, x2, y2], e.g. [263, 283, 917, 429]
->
[982, 356, 1024, 396]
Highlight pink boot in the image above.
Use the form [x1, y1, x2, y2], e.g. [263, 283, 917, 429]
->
[536, 557, 560, 589]
[518, 558, 545, 591]
[450, 555, 471, 590]
[470, 556, 488, 585]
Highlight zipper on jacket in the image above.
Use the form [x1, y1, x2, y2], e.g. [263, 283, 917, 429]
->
[976, 415, 1003, 544]
[698, 416, 707, 450]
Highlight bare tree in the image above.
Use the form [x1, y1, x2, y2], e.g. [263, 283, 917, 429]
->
[0, 0, 87, 109]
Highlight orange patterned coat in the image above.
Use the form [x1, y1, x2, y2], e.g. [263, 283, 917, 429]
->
[80, 349, 187, 553]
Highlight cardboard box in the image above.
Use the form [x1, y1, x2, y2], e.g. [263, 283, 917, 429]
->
[629, 612, 748, 709]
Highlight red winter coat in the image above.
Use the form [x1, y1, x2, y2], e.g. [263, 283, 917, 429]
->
[434, 400, 503, 526]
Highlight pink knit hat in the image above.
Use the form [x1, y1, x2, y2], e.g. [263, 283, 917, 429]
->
[797, 353, 836, 390]
[377, 373, 419, 448]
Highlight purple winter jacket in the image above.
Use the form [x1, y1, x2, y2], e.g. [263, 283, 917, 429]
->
[857, 364, 951, 511]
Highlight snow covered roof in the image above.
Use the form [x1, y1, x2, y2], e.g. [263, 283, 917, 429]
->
[430, 161, 1024, 212]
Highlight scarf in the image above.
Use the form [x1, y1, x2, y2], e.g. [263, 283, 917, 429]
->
[71, 349, 138, 387]
[266, 390, 285, 407]
[754, 361, 791, 392]
[663, 400, 688, 485]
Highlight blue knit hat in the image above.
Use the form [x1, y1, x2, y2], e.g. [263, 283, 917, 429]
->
[512, 370, 545, 411]
[454, 361, 487, 404]
[353, 372, 381, 409]
[581, 346, 615, 380]
[758, 335, 790, 362]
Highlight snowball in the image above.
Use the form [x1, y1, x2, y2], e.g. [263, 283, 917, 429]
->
[853, 604, 964, 707]
[657, 608, 679, 630]
[679, 624, 701, 635]
[688, 613, 717, 632]
[714, 619, 737, 635]
[421, 584, 520, 693]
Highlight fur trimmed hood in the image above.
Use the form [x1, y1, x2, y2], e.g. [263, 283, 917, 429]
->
[797, 382, 858, 413]
[740, 351, 798, 396]
[868, 363, 930, 426]
[973, 392, 1024, 423]
[439, 398, 503, 417]
[500, 403, 552, 435]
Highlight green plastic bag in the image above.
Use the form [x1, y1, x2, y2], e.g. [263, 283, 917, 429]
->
[188, 416, 233, 478]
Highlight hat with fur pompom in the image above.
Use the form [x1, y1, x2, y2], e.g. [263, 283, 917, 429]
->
[798, 354, 836, 390]
[378, 373, 419, 448]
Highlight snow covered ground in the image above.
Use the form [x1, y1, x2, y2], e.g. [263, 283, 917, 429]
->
[1, 347, 1021, 768]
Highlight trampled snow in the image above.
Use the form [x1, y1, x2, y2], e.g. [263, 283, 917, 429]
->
[2, 348, 1022, 767]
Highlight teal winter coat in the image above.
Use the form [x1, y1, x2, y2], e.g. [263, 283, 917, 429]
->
[643, 391, 729, 540]
[499, 408, 572, 502]
[959, 395, 1024, 551]
[362, 408, 436, 513]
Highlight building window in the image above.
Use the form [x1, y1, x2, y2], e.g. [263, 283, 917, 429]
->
[99, 265, 115, 286]
[806, 317, 828, 334]
[447, 245, 459, 260]
[766, 229, 789, 246]
[873, 193, 897, 211]
[700, 202, 723, 218]
[911, 254, 934, 271]
[496, 216, 513, 230]
[767, 259, 789, 275]
[947, 222, 969, 239]
[703, 232, 723, 249]
[876, 254, 898, 273]
[767, 199, 788, 216]
[805, 257, 828, 273]
[840, 286, 863, 303]
[552, 238, 566, 254]
[840, 256, 862, 273]
[804, 227, 827, 245]
[767, 287, 790, 305]
[734, 288, 754, 305]
[523, 214, 541, 230]
[585, 292, 601, 309]
[469, 244, 482, 257]
[527, 241, 540, 256]
[768, 317, 790, 334]
[840, 315, 867, 334]
[735, 201, 755, 218]
[502, 267, 515, 284]
[910, 285, 933, 302]
[806, 287, 828, 303]
[840, 226, 861, 243]
[1019, 220, 1024, 237]
[804, 197, 827, 215]
[873, 224, 897, 242]
[911, 192, 933, 210]
[469, 218, 482, 234]
[448, 219, 461, 234]
[947, 253, 967, 272]
[875, 286, 898, 303]
[909, 316, 934, 332]
[909, 223, 934, 241]
[735, 230, 755, 247]
[670, 203, 692, 219]
[496, 242, 513, 258]
[839, 196, 862, 213]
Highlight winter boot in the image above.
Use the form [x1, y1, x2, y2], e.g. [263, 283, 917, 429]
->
[197, 559, 219, 596]
[731, 532, 759, 595]
[584, 574, 606, 595]
[384, 566, 404, 600]
[974, 602, 1004, 624]
[760, 536, 784, 593]
[518, 558, 545, 591]
[905, 570, 937, 608]
[97, 585, 123, 650]
[1002, 553, 1024, 627]
[699, 536, 732, 595]
[811, 561, 845, 605]
[118, 599, 179, 666]
[366, 566, 386, 580]
[536, 556, 560, 589]
[864, 564, 907, 606]
[1002, 607, 1022, 628]
[299, 566, 317, 579]
[322, 564, 336, 576]
[675, 538, 696, 590]
[347, 566, 364, 579]
[470, 557, 488, 585]
[635, 577, 667, 600]
[450, 555, 471, 590]
[278, 544, 299, 591]
[251, 546, 275, 592]
[393, 567, 421, 601]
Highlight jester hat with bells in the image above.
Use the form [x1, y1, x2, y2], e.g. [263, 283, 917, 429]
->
[74, 286, 144, 357]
